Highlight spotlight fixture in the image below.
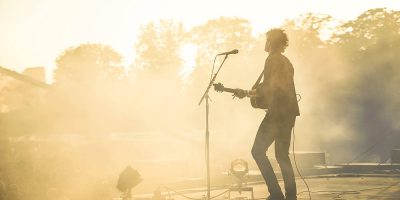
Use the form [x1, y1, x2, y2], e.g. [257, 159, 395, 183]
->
[230, 159, 249, 180]
[228, 159, 253, 200]
[117, 166, 142, 200]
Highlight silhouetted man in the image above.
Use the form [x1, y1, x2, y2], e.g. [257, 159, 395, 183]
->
[235, 29, 300, 200]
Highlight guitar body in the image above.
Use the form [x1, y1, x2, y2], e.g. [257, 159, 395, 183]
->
[250, 83, 268, 109]
[250, 96, 267, 109]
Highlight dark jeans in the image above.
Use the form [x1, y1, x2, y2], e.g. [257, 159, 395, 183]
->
[251, 113, 297, 198]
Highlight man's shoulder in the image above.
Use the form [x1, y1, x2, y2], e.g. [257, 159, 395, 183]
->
[268, 52, 291, 59]
[266, 53, 286, 65]
[271, 53, 293, 66]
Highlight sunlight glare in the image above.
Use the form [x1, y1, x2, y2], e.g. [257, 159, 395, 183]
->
[179, 43, 198, 80]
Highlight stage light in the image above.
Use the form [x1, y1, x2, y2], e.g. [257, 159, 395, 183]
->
[117, 166, 142, 200]
[230, 159, 249, 180]
[228, 159, 254, 199]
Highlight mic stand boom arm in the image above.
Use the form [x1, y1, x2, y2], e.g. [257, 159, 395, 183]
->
[198, 54, 229, 200]
[198, 54, 229, 105]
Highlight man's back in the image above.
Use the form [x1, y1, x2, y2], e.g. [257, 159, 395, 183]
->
[262, 53, 300, 120]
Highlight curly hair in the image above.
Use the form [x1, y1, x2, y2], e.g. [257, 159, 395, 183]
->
[266, 29, 289, 52]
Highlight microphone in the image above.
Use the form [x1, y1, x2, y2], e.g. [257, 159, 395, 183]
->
[217, 49, 239, 56]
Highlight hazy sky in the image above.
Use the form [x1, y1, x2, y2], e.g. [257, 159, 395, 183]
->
[0, 0, 399, 81]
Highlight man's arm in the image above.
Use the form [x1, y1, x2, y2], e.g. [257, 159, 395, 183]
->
[248, 89, 257, 97]
[235, 56, 287, 99]
[233, 87, 259, 98]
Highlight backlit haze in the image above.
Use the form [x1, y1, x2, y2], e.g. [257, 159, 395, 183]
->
[1, 0, 399, 82]
[1, 1, 400, 199]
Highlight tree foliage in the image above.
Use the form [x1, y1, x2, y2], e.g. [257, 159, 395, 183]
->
[190, 17, 253, 66]
[187, 17, 256, 91]
[1, 8, 400, 161]
[54, 44, 123, 86]
[134, 20, 185, 76]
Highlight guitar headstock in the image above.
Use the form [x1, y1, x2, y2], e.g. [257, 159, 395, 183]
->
[213, 82, 225, 93]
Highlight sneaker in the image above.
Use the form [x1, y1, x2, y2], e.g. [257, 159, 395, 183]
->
[284, 196, 297, 200]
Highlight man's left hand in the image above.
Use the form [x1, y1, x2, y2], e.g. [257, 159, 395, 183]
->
[234, 89, 248, 99]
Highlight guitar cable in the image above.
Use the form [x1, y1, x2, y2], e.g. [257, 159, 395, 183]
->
[292, 93, 312, 200]
[292, 122, 311, 200]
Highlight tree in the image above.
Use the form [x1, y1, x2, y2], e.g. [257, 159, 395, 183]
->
[133, 20, 185, 77]
[283, 13, 333, 54]
[188, 17, 256, 91]
[129, 20, 191, 131]
[54, 43, 123, 86]
[324, 8, 400, 162]
[49, 44, 126, 134]
[190, 17, 254, 66]
[333, 8, 400, 48]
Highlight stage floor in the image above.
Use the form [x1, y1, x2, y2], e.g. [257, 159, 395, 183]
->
[154, 176, 400, 200]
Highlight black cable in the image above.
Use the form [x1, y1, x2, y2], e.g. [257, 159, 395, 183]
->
[378, 156, 390, 166]
[378, 142, 400, 166]
[296, 179, 400, 198]
[292, 123, 312, 200]
[160, 177, 400, 200]
[209, 189, 230, 199]
[160, 185, 202, 200]
[346, 130, 396, 164]
[160, 185, 230, 200]
[296, 94, 302, 102]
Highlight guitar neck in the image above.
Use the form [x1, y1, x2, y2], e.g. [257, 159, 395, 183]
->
[222, 87, 239, 94]
[213, 83, 251, 97]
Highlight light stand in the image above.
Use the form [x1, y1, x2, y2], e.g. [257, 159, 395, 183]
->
[198, 54, 229, 200]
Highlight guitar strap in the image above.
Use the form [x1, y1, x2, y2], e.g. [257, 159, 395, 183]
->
[252, 69, 264, 89]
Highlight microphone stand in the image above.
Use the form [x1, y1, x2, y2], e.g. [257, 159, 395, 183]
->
[198, 54, 229, 200]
